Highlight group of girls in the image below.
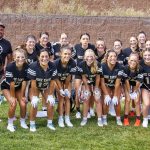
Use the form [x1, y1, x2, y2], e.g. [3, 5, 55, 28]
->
[1, 31, 150, 133]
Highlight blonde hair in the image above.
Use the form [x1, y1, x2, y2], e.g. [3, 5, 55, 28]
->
[84, 49, 98, 74]
[128, 52, 140, 70]
[13, 48, 27, 60]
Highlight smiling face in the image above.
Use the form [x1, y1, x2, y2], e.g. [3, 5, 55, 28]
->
[114, 41, 122, 54]
[138, 33, 146, 44]
[61, 48, 71, 63]
[14, 51, 26, 67]
[96, 40, 105, 53]
[39, 33, 49, 47]
[107, 51, 117, 65]
[80, 34, 90, 47]
[60, 33, 68, 46]
[128, 54, 139, 70]
[84, 49, 96, 66]
[26, 37, 36, 51]
[143, 50, 150, 64]
[130, 37, 138, 48]
[39, 50, 50, 67]
[146, 40, 150, 49]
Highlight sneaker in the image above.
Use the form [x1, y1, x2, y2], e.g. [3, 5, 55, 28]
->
[124, 118, 130, 126]
[97, 120, 103, 127]
[0, 119, 2, 122]
[134, 119, 141, 127]
[30, 124, 36, 132]
[142, 120, 148, 128]
[47, 123, 56, 131]
[7, 124, 15, 132]
[90, 109, 95, 117]
[109, 102, 116, 116]
[103, 118, 108, 126]
[58, 118, 65, 128]
[65, 119, 73, 127]
[87, 112, 91, 119]
[80, 119, 87, 126]
[129, 111, 135, 117]
[117, 119, 123, 126]
[21, 122, 28, 129]
[76, 112, 81, 119]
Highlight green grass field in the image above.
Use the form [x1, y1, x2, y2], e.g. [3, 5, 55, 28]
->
[0, 101, 150, 150]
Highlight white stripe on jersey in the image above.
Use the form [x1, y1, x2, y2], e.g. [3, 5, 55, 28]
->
[70, 67, 76, 72]
[5, 71, 13, 78]
[52, 70, 57, 77]
[28, 68, 36, 76]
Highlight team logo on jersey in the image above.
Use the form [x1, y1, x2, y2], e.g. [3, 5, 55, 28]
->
[0, 45, 3, 54]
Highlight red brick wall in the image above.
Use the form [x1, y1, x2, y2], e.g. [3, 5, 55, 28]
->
[1, 14, 150, 49]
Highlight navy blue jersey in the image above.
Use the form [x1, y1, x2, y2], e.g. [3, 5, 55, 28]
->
[117, 50, 126, 65]
[95, 50, 105, 63]
[101, 62, 124, 88]
[140, 62, 150, 90]
[123, 47, 140, 65]
[27, 61, 57, 90]
[124, 65, 143, 86]
[35, 42, 52, 56]
[0, 38, 12, 74]
[1, 62, 28, 88]
[54, 58, 76, 82]
[78, 61, 101, 85]
[52, 42, 61, 60]
[26, 50, 38, 64]
[72, 43, 96, 65]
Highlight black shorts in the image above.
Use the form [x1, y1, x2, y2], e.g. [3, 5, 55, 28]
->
[75, 74, 82, 79]
[1, 81, 21, 91]
[141, 84, 150, 91]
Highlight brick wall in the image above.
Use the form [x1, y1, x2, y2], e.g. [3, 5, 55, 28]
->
[0, 14, 150, 49]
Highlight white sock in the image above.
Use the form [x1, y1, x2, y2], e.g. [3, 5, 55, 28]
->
[65, 115, 69, 120]
[98, 117, 102, 121]
[59, 116, 63, 120]
[20, 118, 25, 123]
[116, 116, 121, 120]
[48, 120, 52, 124]
[143, 117, 148, 121]
[83, 117, 87, 121]
[30, 121, 35, 125]
[102, 115, 107, 119]
[8, 118, 14, 125]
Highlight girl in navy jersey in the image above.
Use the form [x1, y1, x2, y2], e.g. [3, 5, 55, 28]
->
[123, 52, 143, 126]
[35, 32, 52, 57]
[141, 49, 150, 127]
[95, 38, 106, 63]
[72, 33, 95, 119]
[1, 49, 28, 132]
[54, 46, 76, 127]
[35, 32, 53, 110]
[52, 33, 71, 60]
[27, 48, 63, 132]
[101, 50, 124, 126]
[78, 49, 103, 126]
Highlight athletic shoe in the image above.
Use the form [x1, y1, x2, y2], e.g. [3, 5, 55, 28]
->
[21, 122, 28, 129]
[109, 103, 116, 116]
[87, 112, 91, 119]
[142, 120, 148, 128]
[76, 112, 81, 119]
[129, 111, 135, 117]
[30, 124, 36, 132]
[47, 123, 56, 130]
[0, 119, 2, 122]
[124, 118, 130, 126]
[103, 118, 108, 126]
[134, 119, 141, 127]
[65, 119, 73, 127]
[80, 119, 87, 126]
[117, 119, 123, 126]
[7, 124, 15, 132]
[58, 118, 65, 128]
[90, 109, 95, 117]
[97, 120, 103, 127]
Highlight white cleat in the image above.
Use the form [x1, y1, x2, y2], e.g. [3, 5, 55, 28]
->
[80, 119, 87, 126]
[47, 123, 56, 131]
[7, 124, 15, 132]
[76, 112, 81, 119]
[30, 124, 36, 132]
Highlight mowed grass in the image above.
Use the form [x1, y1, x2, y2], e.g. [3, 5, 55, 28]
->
[0, 101, 150, 150]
